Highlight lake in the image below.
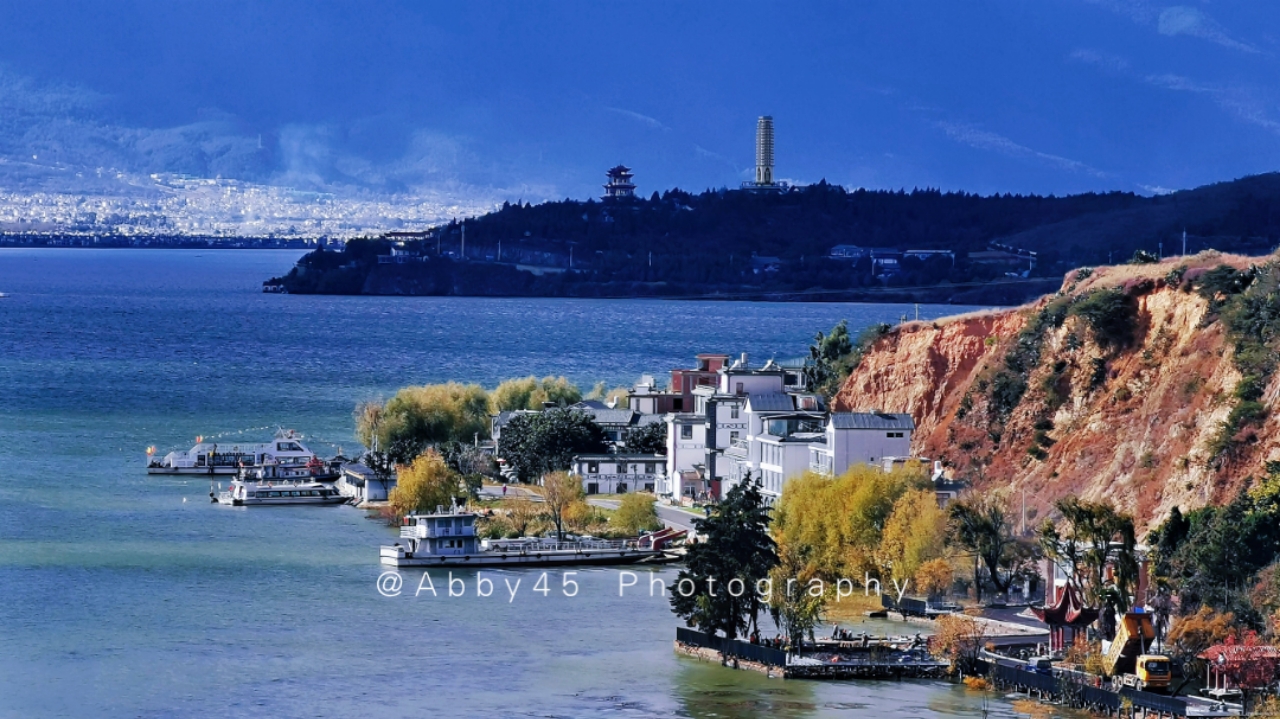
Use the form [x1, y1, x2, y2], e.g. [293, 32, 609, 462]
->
[0, 248, 1023, 718]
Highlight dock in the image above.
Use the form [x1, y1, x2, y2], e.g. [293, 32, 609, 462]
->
[674, 627, 949, 680]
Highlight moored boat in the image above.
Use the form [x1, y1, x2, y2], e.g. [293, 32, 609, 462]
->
[213, 477, 346, 506]
[147, 428, 338, 479]
[380, 506, 679, 568]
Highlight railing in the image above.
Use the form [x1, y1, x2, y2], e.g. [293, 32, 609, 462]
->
[483, 539, 638, 552]
[676, 627, 787, 667]
[1120, 687, 1188, 715]
[992, 662, 1059, 694]
[400, 525, 477, 539]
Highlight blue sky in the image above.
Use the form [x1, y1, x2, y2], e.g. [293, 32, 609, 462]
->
[0, 0, 1277, 205]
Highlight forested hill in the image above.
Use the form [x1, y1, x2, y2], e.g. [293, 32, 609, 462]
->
[269, 174, 1280, 303]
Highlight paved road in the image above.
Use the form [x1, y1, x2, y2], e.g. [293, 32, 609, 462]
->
[586, 498, 701, 532]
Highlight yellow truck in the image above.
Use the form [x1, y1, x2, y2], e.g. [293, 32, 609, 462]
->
[1104, 612, 1172, 692]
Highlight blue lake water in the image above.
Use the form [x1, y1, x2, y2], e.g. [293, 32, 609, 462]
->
[0, 248, 1023, 718]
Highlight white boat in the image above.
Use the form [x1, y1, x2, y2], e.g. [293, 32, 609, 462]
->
[147, 429, 337, 479]
[213, 477, 346, 506]
[380, 506, 678, 568]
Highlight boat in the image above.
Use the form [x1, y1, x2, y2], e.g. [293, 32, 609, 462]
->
[212, 476, 346, 506]
[147, 428, 338, 479]
[380, 506, 680, 568]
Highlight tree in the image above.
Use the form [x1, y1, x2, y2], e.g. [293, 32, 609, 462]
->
[804, 320, 853, 398]
[622, 422, 667, 455]
[542, 471, 584, 541]
[879, 488, 949, 584]
[437, 440, 498, 500]
[358, 383, 492, 463]
[1165, 606, 1236, 697]
[670, 476, 778, 640]
[491, 375, 582, 412]
[497, 408, 610, 482]
[772, 464, 929, 582]
[769, 544, 826, 647]
[388, 450, 465, 521]
[611, 492, 661, 535]
[1039, 498, 1138, 617]
[949, 494, 1019, 601]
[916, 558, 955, 600]
[585, 381, 630, 408]
[930, 613, 989, 675]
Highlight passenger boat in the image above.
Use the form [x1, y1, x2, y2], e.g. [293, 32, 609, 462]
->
[212, 477, 346, 506]
[147, 428, 338, 479]
[380, 506, 683, 568]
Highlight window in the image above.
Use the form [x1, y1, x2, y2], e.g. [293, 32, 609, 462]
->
[886, 431, 904, 438]
[587, 482, 599, 495]
[587, 461, 599, 473]
[617, 483, 628, 493]
[735, 382, 744, 395]
[730, 431, 739, 444]
[731, 404, 739, 419]
[617, 463, 628, 474]
[681, 425, 693, 440]
[673, 398, 684, 411]
[645, 483, 655, 492]
[645, 463, 655, 474]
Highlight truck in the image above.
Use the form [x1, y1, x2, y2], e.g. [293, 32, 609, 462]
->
[1103, 611, 1172, 692]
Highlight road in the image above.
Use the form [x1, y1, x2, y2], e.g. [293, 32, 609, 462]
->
[586, 498, 701, 532]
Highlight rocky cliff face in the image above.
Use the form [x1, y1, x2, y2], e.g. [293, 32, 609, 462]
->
[834, 251, 1280, 533]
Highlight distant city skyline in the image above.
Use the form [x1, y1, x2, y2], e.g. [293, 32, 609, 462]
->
[0, 1, 1278, 235]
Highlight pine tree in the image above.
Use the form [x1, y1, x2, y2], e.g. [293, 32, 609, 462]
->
[669, 475, 777, 639]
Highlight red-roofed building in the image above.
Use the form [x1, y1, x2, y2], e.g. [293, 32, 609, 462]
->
[1198, 641, 1280, 697]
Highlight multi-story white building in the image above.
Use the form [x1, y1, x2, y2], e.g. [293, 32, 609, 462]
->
[807, 412, 915, 477]
[570, 454, 664, 494]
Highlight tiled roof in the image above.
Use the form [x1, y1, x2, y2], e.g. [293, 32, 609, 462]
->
[829, 412, 915, 430]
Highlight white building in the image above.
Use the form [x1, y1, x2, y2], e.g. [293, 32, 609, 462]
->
[570, 454, 664, 494]
[661, 354, 793, 502]
[807, 412, 915, 477]
[722, 392, 826, 501]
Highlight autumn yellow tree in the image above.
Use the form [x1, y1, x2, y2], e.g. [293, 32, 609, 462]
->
[915, 558, 955, 600]
[1166, 606, 1237, 696]
[879, 488, 950, 585]
[490, 376, 583, 412]
[611, 492, 661, 535]
[772, 463, 930, 582]
[542, 471, 585, 541]
[357, 382, 491, 462]
[388, 450, 464, 521]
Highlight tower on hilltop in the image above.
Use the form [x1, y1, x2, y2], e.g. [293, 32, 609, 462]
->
[743, 116, 782, 191]
[603, 165, 636, 200]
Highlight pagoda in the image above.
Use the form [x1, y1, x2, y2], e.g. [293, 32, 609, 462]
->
[1032, 584, 1100, 652]
[603, 165, 636, 200]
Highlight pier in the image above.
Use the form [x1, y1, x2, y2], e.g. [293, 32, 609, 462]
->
[674, 628, 949, 680]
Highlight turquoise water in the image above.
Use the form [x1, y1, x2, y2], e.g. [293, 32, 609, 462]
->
[0, 249, 1021, 718]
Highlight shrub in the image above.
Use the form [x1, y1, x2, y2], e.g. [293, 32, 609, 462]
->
[1069, 287, 1137, 349]
[989, 371, 1027, 420]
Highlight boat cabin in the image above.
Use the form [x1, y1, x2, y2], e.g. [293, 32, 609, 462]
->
[400, 508, 479, 556]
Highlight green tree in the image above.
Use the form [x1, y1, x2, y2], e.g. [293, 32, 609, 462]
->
[670, 476, 778, 640]
[769, 543, 827, 647]
[611, 492, 662, 535]
[1039, 497, 1137, 637]
[497, 408, 610, 482]
[622, 422, 667, 455]
[388, 450, 465, 521]
[948, 494, 1021, 601]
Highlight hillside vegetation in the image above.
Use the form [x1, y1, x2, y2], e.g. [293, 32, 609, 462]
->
[835, 249, 1280, 532]
[271, 174, 1280, 302]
